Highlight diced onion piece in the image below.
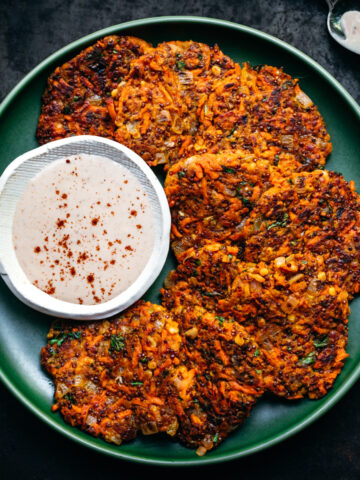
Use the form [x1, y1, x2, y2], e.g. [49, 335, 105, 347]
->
[166, 418, 179, 436]
[196, 446, 208, 456]
[126, 121, 139, 136]
[141, 422, 159, 435]
[158, 109, 171, 122]
[85, 414, 97, 427]
[296, 90, 313, 108]
[185, 327, 198, 338]
[178, 71, 193, 85]
[281, 135, 294, 149]
[281, 294, 299, 313]
[56, 383, 69, 396]
[288, 273, 304, 285]
[274, 256, 286, 268]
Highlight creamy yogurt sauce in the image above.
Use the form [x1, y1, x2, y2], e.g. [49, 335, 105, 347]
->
[12, 154, 155, 305]
[340, 10, 360, 53]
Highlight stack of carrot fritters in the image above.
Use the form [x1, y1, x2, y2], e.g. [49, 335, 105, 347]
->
[39, 35, 359, 455]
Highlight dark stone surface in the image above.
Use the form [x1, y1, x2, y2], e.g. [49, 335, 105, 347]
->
[0, 1, 359, 478]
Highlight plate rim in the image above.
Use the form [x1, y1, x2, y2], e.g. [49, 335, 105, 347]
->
[1, 15, 360, 466]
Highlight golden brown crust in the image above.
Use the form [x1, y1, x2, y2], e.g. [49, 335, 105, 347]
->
[162, 243, 349, 399]
[41, 301, 264, 453]
[36, 36, 152, 144]
[165, 150, 296, 259]
[192, 64, 332, 168]
[112, 41, 234, 166]
[41, 302, 181, 444]
[242, 170, 360, 296]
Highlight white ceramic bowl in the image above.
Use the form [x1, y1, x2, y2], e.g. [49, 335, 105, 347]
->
[0, 136, 170, 320]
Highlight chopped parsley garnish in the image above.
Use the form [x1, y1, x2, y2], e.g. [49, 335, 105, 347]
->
[62, 106, 72, 114]
[255, 369, 262, 374]
[177, 60, 186, 70]
[49, 333, 67, 346]
[235, 186, 252, 208]
[64, 393, 75, 404]
[267, 212, 289, 230]
[130, 381, 144, 386]
[238, 195, 252, 208]
[213, 433, 219, 443]
[221, 165, 236, 174]
[215, 316, 225, 327]
[68, 331, 81, 340]
[110, 334, 126, 352]
[254, 348, 260, 357]
[273, 154, 280, 166]
[228, 254, 233, 260]
[227, 127, 236, 137]
[202, 291, 221, 297]
[177, 170, 186, 179]
[313, 337, 328, 349]
[140, 357, 148, 364]
[195, 259, 201, 266]
[300, 351, 316, 366]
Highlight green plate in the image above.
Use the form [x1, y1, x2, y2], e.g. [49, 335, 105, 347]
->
[1, 16, 360, 466]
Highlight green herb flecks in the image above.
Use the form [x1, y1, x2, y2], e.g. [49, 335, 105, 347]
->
[177, 170, 186, 179]
[267, 212, 289, 230]
[130, 381, 144, 386]
[254, 348, 260, 357]
[177, 60, 186, 70]
[213, 433, 219, 443]
[215, 316, 225, 327]
[227, 127, 236, 137]
[221, 165, 236, 174]
[313, 337, 328, 349]
[110, 334, 126, 352]
[64, 393, 75, 404]
[49, 330, 81, 347]
[300, 351, 316, 366]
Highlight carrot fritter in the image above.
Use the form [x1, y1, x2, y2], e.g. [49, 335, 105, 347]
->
[165, 150, 296, 259]
[162, 243, 349, 399]
[166, 306, 265, 454]
[42, 300, 265, 454]
[41, 302, 181, 445]
[112, 41, 234, 166]
[36, 36, 152, 144]
[242, 170, 360, 296]
[192, 63, 332, 169]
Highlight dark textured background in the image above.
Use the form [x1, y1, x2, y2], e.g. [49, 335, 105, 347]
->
[0, 1, 359, 479]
